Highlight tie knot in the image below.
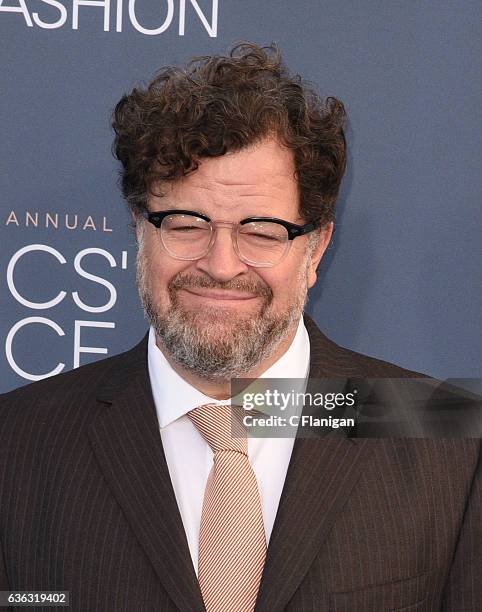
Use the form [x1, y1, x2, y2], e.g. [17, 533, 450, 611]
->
[188, 404, 247, 455]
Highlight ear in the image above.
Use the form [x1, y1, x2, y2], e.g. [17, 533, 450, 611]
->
[131, 210, 143, 242]
[306, 222, 334, 289]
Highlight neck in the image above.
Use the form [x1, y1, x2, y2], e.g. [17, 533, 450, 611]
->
[155, 322, 299, 400]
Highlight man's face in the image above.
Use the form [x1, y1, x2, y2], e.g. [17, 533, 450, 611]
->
[136, 138, 332, 380]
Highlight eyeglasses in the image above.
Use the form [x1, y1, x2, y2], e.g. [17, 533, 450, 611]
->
[142, 209, 320, 268]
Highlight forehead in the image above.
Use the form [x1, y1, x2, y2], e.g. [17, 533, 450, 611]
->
[152, 138, 301, 221]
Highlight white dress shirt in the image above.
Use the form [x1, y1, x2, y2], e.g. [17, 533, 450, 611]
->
[147, 316, 310, 575]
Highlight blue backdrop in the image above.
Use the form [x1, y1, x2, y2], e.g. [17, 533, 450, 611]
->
[1, 0, 481, 393]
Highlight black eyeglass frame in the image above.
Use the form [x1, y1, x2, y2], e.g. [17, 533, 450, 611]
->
[141, 209, 321, 240]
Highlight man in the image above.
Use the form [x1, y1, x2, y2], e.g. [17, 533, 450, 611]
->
[0, 43, 480, 612]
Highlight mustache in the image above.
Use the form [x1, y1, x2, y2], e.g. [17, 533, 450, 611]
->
[168, 273, 273, 300]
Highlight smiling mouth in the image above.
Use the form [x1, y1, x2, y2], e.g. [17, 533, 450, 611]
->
[181, 288, 259, 301]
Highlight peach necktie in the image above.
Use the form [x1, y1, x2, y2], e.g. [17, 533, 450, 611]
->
[188, 404, 267, 612]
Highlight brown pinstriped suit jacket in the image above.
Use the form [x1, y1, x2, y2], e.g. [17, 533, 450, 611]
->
[0, 314, 480, 611]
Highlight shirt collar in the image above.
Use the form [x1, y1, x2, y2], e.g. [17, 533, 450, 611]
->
[148, 315, 310, 429]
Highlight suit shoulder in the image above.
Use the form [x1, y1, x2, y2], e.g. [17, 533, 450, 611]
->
[332, 343, 427, 378]
[0, 335, 148, 421]
[304, 314, 427, 378]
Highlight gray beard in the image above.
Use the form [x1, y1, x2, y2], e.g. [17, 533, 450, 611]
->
[136, 246, 310, 381]
[142, 295, 300, 380]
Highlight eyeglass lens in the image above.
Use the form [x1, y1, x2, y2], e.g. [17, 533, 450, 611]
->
[160, 213, 289, 266]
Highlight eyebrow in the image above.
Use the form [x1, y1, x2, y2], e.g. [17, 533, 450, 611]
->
[154, 202, 210, 216]
[150, 202, 305, 225]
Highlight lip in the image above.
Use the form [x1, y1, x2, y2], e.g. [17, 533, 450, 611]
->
[181, 288, 259, 301]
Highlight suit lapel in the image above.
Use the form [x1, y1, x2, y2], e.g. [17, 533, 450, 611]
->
[88, 338, 205, 612]
[254, 437, 372, 612]
[254, 315, 375, 612]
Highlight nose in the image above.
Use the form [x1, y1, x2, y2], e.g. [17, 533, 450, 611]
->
[194, 225, 249, 282]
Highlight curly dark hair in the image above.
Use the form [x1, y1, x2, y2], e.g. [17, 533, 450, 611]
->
[112, 42, 347, 226]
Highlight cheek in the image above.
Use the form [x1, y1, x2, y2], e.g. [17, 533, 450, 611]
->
[270, 256, 311, 302]
[257, 270, 288, 304]
[147, 258, 194, 297]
